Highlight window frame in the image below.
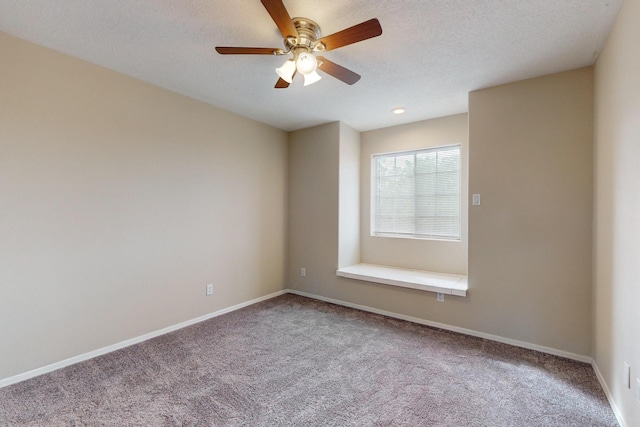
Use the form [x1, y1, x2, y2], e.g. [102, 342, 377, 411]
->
[370, 144, 462, 242]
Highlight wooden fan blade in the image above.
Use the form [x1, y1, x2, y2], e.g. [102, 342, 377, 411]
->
[316, 18, 382, 51]
[215, 47, 280, 55]
[275, 78, 290, 89]
[261, 0, 298, 39]
[275, 70, 296, 89]
[317, 57, 361, 85]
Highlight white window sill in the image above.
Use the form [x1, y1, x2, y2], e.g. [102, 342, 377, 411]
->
[336, 263, 468, 297]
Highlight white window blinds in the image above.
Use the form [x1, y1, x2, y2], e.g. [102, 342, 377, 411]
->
[373, 145, 461, 240]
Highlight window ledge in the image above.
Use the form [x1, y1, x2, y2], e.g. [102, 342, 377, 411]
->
[336, 263, 467, 297]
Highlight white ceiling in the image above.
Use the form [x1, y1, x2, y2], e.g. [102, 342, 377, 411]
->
[0, 0, 622, 132]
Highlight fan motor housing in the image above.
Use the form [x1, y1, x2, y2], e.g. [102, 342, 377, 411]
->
[284, 17, 321, 51]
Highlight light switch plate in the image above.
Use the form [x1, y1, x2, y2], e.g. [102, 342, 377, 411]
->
[472, 194, 481, 206]
[625, 362, 631, 388]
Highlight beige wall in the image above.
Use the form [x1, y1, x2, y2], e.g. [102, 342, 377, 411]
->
[360, 114, 468, 274]
[0, 32, 288, 381]
[289, 69, 594, 358]
[338, 123, 361, 269]
[469, 68, 594, 356]
[288, 122, 341, 294]
[594, 0, 640, 424]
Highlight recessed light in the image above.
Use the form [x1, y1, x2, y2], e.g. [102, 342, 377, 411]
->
[391, 107, 406, 115]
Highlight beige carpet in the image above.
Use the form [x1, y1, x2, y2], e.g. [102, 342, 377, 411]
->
[0, 294, 618, 426]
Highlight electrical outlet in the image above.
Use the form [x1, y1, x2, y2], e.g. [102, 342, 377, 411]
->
[206, 284, 213, 296]
[437, 293, 445, 302]
[624, 362, 631, 388]
[301, 268, 306, 277]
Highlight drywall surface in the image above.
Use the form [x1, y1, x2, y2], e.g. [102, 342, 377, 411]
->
[338, 123, 361, 269]
[360, 114, 468, 274]
[593, 0, 640, 424]
[287, 122, 341, 295]
[289, 69, 594, 358]
[469, 68, 594, 356]
[0, 32, 288, 381]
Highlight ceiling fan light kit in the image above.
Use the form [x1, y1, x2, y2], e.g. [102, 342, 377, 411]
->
[294, 52, 322, 86]
[295, 52, 317, 75]
[275, 59, 296, 83]
[215, 0, 382, 89]
[302, 69, 322, 86]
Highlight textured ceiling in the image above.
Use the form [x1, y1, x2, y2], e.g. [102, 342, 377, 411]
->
[0, 0, 622, 131]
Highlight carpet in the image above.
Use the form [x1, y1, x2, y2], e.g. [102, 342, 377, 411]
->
[0, 294, 618, 426]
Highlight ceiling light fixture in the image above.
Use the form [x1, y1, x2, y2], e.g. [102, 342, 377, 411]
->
[275, 51, 322, 87]
[276, 59, 296, 83]
[295, 52, 322, 86]
[296, 52, 317, 74]
[392, 107, 406, 115]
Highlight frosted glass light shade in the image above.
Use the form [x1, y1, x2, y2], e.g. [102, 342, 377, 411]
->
[276, 59, 296, 83]
[303, 70, 322, 86]
[296, 52, 318, 75]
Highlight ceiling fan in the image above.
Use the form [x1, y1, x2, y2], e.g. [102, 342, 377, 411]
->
[215, 0, 382, 88]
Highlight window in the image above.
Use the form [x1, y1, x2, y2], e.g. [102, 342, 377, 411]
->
[372, 145, 461, 240]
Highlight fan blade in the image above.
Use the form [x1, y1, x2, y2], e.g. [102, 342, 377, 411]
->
[275, 78, 290, 89]
[317, 57, 361, 85]
[275, 70, 296, 89]
[316, 18, 382, 51]
[216, 47, 281, 55]
[261, 0, 298, 39]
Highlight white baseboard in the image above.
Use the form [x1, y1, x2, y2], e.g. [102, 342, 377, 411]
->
[0, 285, 618, 427]
[592, 361, 627, 427]
[286, 289, 592, 363]
[288, 289, 626, 425]
[0, 289, 287, 389]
